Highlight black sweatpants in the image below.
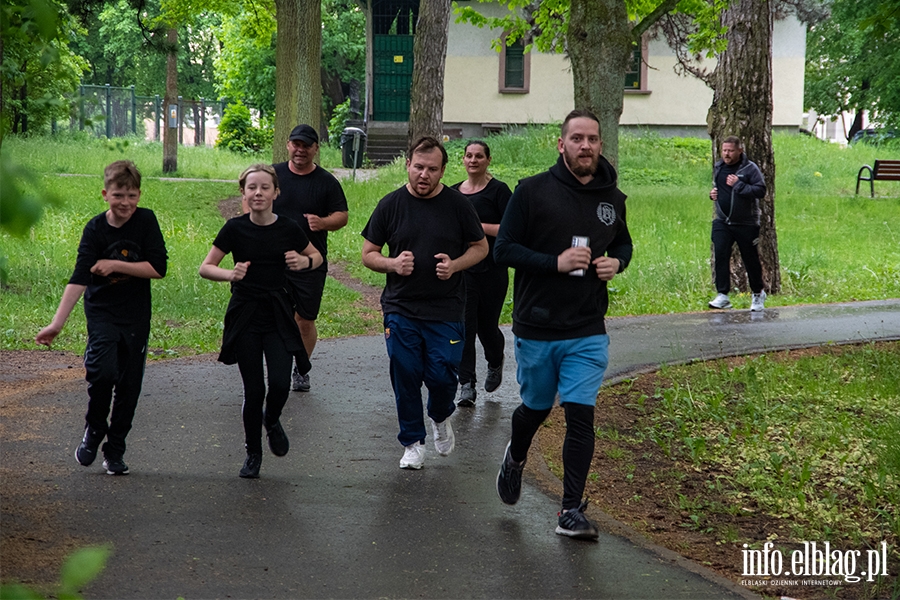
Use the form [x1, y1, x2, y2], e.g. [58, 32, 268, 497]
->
[509, 402, 596, 511]
[712, 219, 764, 294]
[234, 327, 293, 454]
[459, 267, 508, 385]
[83, 320, 150, 459]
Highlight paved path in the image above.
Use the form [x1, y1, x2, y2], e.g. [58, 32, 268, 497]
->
[3, 300, 898, 599]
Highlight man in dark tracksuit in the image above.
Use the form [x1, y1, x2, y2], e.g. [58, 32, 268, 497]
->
[708, 135, 767, 311]
[494, 109, 633, 540]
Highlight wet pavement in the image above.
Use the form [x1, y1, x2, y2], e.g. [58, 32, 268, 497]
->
[2, 299, 898, 599]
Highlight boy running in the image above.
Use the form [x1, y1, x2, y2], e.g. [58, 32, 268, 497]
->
[36, 160, 168, 475]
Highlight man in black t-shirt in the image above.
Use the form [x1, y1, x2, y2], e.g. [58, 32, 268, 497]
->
[272, 124, 349, 392]
[362, 137, 488, 470]
[36, 160, 168, 476]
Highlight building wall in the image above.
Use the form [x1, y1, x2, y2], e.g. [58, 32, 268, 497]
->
[442, 6, 807, 135]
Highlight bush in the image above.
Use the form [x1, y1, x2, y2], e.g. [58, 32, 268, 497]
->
[327, 98, 351, 147]
[216, 101, 272, 154]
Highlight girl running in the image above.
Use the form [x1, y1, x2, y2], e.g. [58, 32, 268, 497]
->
[200, 164, 322, 478]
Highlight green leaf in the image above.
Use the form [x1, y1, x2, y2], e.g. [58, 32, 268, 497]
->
[0, 583, 45, 600]
[59, 545, 111, 594]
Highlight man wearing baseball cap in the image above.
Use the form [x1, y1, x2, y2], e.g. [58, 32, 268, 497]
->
[273, 124, 349, 392]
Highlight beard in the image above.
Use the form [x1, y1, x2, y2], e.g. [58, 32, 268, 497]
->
[563, 147, 599, 177]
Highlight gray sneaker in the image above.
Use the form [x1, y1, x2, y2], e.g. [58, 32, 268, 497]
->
[750, 290, 767, 311]
[292, 367, 310, 392]
[555, 500, 599, 540]
[457, 382, 476, 407]
[708, 293, 732, 309]
[484, 361, 503, 392]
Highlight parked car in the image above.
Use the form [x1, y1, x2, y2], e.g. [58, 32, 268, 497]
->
[849, 128, 898, 145]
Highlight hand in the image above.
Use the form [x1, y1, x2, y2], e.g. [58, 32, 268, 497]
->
[90, 259, 120, 277]
[305, 214, 325, 232]
[710, 187, 718, 200]
[284, 250, 303, 271]
[434, 253, 454, 280]
[393, 251, 414, 276]
[35, 324, 61, 347]
[557, 246, 592, 273]
[593, 256, 620, 281]
[232, 261, 250, 282]
[726, 174, 738, 186]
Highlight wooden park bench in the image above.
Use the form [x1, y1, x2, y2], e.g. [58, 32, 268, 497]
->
[856, 159, 900, 197]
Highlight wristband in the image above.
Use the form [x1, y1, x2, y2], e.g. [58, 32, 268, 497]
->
[307, 255, 313, 270]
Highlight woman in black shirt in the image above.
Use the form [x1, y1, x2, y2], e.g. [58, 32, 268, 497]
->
[451, 141, 512, 407]
[200, 164, 322, 478]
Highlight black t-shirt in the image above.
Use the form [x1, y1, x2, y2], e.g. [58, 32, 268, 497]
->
[272, 163, 348, 269]
[69, 207, 168, 326]
[361, 184, 485, 321]
[212, 214, 310, 295]
[451, 177, 511, 272]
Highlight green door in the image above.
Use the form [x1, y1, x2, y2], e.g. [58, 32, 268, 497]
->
[373, 34, 413, 121]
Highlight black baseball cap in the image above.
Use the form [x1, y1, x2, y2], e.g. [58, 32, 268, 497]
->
[289, 124, 319, 145]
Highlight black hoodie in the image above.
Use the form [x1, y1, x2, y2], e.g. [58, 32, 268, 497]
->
[494, 154, 632, 341]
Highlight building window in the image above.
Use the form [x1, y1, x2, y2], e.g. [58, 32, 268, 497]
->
[499, 34, 530, 94]
[625, 35, 650, 93]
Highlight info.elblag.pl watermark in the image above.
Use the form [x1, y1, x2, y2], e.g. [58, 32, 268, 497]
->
[739, 541, 891, 588]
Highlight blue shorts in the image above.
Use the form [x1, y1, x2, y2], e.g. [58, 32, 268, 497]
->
[514, 335, 609, 411]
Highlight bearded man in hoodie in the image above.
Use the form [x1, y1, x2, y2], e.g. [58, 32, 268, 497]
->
[493, 109, 633, 540]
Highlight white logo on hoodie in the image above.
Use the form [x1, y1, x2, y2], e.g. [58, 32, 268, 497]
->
[597, 202, 616, 226]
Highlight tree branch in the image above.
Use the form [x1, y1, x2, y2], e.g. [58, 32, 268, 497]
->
[633, 0, 680, 39]
[657, 13, 715, 87]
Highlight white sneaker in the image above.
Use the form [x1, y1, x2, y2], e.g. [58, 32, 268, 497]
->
[399, 442, 425, 469]
[751, 290, 767, 311]
[708, 293, 732, 309]
[431, 418, 455, 456]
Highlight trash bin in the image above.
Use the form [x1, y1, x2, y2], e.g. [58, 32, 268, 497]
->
[340, 127, 366, 168]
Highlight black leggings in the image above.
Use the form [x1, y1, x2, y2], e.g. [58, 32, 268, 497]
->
[234, 329, 292, 454]
[459, 267, 508, 385]
[510, 403, 596, 511]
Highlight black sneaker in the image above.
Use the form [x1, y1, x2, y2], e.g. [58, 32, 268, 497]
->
[75, 428, 103, 467]
[484, 361, 503, 392]
[457, 382, 476, 407]
[496, 441, 525, 505]
[291, 367, 310, 392]
[102, 456, 129, 476]
[239, 452, 262, 478]
[266, 421, 290, 457]
[555, 500, 599, 540]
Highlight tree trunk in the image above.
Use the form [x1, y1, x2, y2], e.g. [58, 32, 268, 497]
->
[568, 0, 631, 171]
[274, 0, 321, 163]
[707, 0, 781, 294]
[163, 28, 178, 174]
[407, 0, 451, 148]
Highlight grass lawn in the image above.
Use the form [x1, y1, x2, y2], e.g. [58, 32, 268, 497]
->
[3, 129, 897, 354]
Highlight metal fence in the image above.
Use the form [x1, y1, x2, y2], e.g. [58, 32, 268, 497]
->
[53, 84, 228, 146]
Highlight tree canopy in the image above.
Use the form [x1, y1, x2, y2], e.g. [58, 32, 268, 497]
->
[805, 0, 900, 137]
